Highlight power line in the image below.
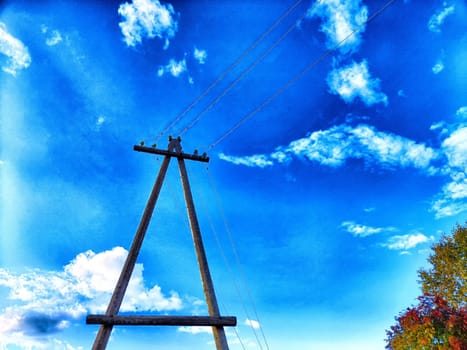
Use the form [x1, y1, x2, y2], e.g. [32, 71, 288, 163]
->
[153, 0, 306, 142]
[192, 168, 264, 350]
[176, 4, 315, 137]
[205, 167, 271, 350]
[207, 0, 397, 150]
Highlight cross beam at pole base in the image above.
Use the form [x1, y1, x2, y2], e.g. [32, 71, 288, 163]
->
[87, 315, 237, 327]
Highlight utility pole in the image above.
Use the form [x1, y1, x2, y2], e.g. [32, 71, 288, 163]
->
[87, 137, 235, 350]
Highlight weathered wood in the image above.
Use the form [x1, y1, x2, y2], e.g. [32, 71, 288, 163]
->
[87, 315, 237, 327]
[134, 144, 210, 163]
[88, 138, 232, 350]
[178, 156, 230, 350]
[91, 152, 172, 350]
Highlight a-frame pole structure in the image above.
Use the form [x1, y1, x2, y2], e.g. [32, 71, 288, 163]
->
[87, 137, 234, 350]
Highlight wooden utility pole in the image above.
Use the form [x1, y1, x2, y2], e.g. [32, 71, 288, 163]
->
[87, 137, 235, 350]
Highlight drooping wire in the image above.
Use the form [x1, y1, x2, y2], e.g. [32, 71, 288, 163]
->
[165, 161, 251, 349]
[176, 2, 317, 137]
[218, 300, 248, 350]
[205, 166, 271, 350]
[193, 170, 263, 350]
[166, 158, 267, 349]
[153, 0, 306, 142]
[207, 0, 398, 150]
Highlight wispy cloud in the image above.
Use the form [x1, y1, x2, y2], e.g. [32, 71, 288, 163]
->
[218, 120, 467, 219]
[178, 326, 213, 335]
[118, 0, 178, 47]
[432, 60, 444, 74]
[193, 47, 207, 64]
[245, 319, 260, 329]
[219, 153, 273, 168]
[456, 106, 467, 119]
[428, 4, 455, 33]
[221, 124, 437, 172]
[341, 221, 396, 237]
[0, 247, 182, 348]
[327, 60, 388, 106]
[41, 25, 63, 46]
[382, 233, 433, 250]
[95, 115, 106, 131]
[441, 126, 467, 169]
[0, 23, 31, 75]
[432, 125, 467, 218]
[157, 58, 187, 78]
[307, 0, 368, 53]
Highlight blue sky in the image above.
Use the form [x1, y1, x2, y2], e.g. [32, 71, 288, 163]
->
[0, 0, 466, 349]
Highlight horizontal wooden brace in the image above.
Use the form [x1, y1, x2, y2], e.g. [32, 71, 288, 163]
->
[86, 315, 236, 327]
[134, 145, 210, 163]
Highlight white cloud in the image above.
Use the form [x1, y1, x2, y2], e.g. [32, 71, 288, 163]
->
[157, 58, 187, 78]
[222, 124, 437, 172]
[219, 119, 467, 219]
[0, 23, 31, 75]
[46, 31, 63, 46]
[307, 0, 368, 53]
[118, 0, 178, 47]
[428, 4, 455, 33]
[0, 247, 182, 348]
[432, 61, 444, 74]
[42, 25, 63, 46]
[432, 170, 467, 219]
[178, 326, 213, 335]
[382, 233, 433, 250]
[430, 119, 467, 218]
[193, 47, 207, 64]
[341, 221, 396, 237]
[327, 60, 388, 106]
[432, 195, 467, 219]
[219, 153, 273, 168]
[430, 121, 445, 131]
[441, 126, 467, 169]
[245, 319, 260, 329]
[96, 115, 105, 130]
[456, 106, 467, 119]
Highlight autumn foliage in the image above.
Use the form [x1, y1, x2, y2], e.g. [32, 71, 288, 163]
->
[386, 224, 467, 350]
[386, 295, 467, 350]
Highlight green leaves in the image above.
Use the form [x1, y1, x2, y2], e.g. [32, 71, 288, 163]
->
[386, 223, 467, 350]
[418, 224, 467, 309]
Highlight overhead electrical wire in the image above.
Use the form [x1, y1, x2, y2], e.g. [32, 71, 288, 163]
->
[205, 167, 271, 350]
[176, 4, 316, 137]
[153, 0, 306, 142]
[165, 165, 256, 349]
[207, 0, 398, 150]
[192, 169, 265, 350]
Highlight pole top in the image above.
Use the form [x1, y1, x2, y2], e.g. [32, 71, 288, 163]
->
[134, 138, 209, 163]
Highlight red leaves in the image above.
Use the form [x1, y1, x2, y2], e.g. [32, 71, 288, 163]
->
[386, 295, 467, 350]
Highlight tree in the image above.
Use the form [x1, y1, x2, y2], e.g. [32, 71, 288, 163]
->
[418, 224, 467, 309]
[386, 295, 467, 350]
[386, 223, 467, 349]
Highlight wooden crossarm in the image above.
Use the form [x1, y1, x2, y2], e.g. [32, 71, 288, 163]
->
[134, 145, 210, 163]
[86, 315, 236, 327]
